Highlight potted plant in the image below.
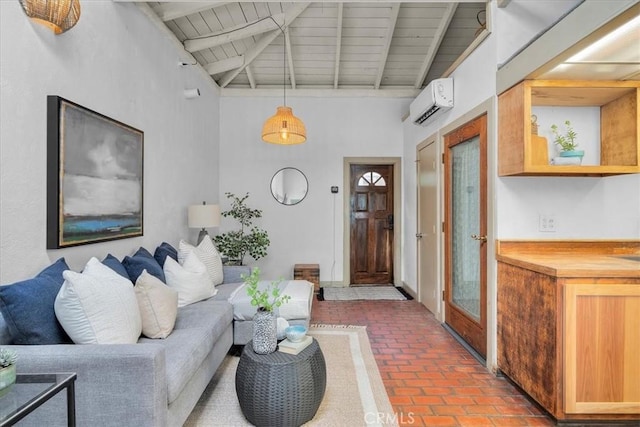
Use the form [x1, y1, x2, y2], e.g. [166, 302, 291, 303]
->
[213, 192, 270, 266]
[0, 348, 17, 396]
[551, 120, 584, 160]
[243, 267, 290, 354]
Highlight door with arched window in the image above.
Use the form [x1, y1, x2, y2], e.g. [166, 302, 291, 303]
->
[349, 164, 394, 285]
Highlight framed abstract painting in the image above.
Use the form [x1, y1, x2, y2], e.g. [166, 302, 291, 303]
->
[46, 96, 144, 248]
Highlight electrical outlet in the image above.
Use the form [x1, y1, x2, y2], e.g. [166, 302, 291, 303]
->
[539, 214, 556, 232]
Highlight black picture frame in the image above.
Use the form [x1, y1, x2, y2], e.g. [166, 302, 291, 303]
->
[47, 96, 144, 248]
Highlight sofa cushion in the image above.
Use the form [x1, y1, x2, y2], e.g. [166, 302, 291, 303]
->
[135, 270, 178, 339]
[221, 265, 251, 285]
[178, 238, 223, 286]
[55, 257, 142, 344]
[163, 253, 215, 307]
[0, 258, 72, 345]
[102, 254, 131, 280]
[138, 298, 233, 404]
[211, 282, 244, 302]
[154, 242, 178, 267]
[123, 247, 165, 283]
[229, 280, 313, 321]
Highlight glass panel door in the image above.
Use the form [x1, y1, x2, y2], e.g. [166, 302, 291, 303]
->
[451, 137, 480, 320]
[444, 113, 487, 358]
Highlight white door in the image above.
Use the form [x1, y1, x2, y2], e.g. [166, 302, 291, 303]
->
[417, 141, 439, 316]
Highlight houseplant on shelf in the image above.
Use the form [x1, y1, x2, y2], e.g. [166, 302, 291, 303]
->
[551, 120, 584, 164]
[0, 348, 17, 396]
[243, 267, 290, 354]
[213, 192, 270, 266]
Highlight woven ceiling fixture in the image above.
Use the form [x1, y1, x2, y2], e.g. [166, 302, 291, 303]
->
[261, 23, 306, 145]
[19, 0, 81, 35]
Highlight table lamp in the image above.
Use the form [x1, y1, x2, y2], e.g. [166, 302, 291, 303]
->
[188, 202, 220, 244]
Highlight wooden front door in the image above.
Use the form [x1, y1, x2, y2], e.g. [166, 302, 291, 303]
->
[444, 114, 488, 358]
[350, 164, 394, 285]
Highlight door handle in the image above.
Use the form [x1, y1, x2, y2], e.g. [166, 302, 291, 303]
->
[386, 214, 394, 230]
[471, 234, 487, 242]
[416, 233, 424, 239]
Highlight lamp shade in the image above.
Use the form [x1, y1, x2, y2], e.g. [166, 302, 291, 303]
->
[262, 106, 306, 145]
[188, 204, 220, 229]
[19, 0, 81, 35]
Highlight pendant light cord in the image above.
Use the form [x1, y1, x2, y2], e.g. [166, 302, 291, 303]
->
[283, 26, 287, 107]
[266, 16, 287, 107]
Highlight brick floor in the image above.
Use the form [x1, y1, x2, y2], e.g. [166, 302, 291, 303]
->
[311, 298, 555, 427]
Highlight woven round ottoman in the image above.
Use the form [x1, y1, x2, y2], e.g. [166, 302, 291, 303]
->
[235, 339, 326, 427]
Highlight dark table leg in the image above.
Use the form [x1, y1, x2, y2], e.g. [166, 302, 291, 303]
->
[66, 381, 76, 427]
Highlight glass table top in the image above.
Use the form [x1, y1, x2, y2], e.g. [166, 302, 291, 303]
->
[0, 373, 76, 425]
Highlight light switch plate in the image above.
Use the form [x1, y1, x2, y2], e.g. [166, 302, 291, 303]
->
[539, 214, 556, 232]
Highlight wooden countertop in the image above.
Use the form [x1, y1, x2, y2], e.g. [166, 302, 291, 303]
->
[496, 240, 640, 278]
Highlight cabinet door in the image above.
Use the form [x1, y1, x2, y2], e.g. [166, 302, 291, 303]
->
[564, 283, 640, 414]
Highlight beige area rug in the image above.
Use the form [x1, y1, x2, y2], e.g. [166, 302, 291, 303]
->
[321, 286, 407, 301]
[184, 325, 398, 426]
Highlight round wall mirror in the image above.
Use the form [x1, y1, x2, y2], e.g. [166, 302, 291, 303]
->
[270, 167, 308, 205]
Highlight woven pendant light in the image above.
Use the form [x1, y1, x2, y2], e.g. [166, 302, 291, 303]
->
[261, 23, 306, 145]
[19, 0, 81, 35]
[262, 106, 306, 145]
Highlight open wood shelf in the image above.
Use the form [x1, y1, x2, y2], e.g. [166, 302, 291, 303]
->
[498, 80, 640, 177]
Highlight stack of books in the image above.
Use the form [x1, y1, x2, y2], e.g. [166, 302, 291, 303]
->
[278, 335, 312, 355]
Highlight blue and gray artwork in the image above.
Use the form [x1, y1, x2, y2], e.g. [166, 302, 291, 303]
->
[60, 102, 142, 244]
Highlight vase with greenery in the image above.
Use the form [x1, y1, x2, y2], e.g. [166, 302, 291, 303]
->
[243, 267, 290, 354]
[213, 192, 270, 266]
[551, 120, 583, 158]
[0, 348, 17, 396]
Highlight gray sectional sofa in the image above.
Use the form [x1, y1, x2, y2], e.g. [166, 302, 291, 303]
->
[0, 266, 247, 427]
[0, 251, 314, 427]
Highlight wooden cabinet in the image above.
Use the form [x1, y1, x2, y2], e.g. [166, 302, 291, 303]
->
[498, 80, 640, 176]
[496, 240, 640, 422]
[564, 283, 640, 415]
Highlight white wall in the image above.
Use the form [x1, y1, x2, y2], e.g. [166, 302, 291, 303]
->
[219, 96, 410, 282]
[0, 2, 220, 283]
[402, 33, 498, 293]
[495, 0, 581, 66]
[493, 0, 640, 239]
[402, 0, 640, 296]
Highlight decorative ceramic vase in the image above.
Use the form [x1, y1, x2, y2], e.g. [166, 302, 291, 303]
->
[253, 308, 277, 354]
[0, 364, 16, 397]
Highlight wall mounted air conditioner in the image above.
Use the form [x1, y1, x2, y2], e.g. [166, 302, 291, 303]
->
[409, 78, 454, 127]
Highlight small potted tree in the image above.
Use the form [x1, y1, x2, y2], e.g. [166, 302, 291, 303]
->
[213, 192, 270, 266]
[551, 120, 584, 162]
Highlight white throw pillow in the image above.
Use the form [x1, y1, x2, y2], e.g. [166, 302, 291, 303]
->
[135, 270, 178, 339]
[55, 257, 142, 344]
[178, 238, 224, 286]
[164, 253, 216, 307]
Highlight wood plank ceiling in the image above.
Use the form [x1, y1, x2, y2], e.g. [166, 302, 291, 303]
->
[146, 2, 487, 95]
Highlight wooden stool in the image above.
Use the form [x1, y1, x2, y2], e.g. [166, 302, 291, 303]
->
[294, 264, 319, 294]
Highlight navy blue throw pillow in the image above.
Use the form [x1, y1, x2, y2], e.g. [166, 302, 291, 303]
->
[154, 242, 178, 267]
[0, 258, 72, 345]
[123, 247, 165, 283]
[102, 254, 131, 281]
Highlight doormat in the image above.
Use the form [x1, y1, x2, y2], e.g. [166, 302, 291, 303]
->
[318, 286, 412, 301]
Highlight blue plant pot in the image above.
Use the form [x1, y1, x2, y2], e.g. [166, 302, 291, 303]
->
[559, 150, 584, 158]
